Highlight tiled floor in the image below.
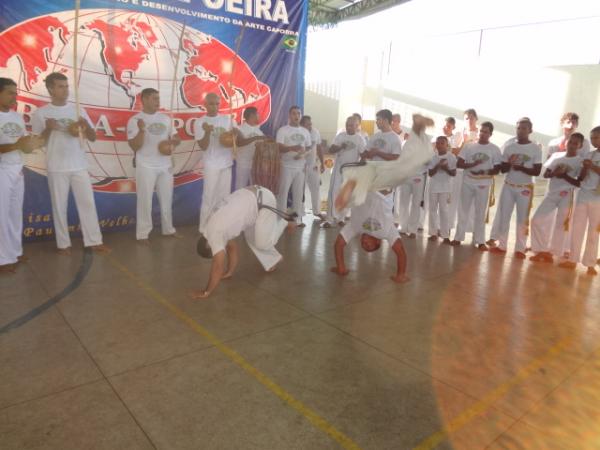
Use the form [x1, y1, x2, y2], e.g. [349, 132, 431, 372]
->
[1, 198, 599, 450]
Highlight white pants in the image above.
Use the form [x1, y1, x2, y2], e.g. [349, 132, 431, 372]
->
[568, 190, 600, 267]
[448, 170, 474, 232]
[277, 166, 305, 223]
[326, 167, 346, 223]
[304, 164, 321, 215]
[135, 165, 175, 240]
[0, 164, 24, 265]
[495, 182, 534, 252]
[47, 170, 103, 249]
[454, 182, 490, 245]
[429, 191, 451, 238]
[244, 188, 288, 270]
[235, 164, 252, 191]
[398, 175, 425, 234]
[530, 189, 574, 255]
[199, 165, 232, 234]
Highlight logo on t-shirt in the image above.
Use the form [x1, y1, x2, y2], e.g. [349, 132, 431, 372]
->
[511, 153, 531, 164]
[289, 133, 305, 145]
[362, 218, 382, 232]
[213, 126, 226, 138]
[56, 118, 75, 131]
[342, 141, 356, 150]
[147, 122, 167, 136]
[372, 138, 386, 149]
[1, 122, 23, 138]
[556, 163, 572, 173]
[472, 152, 490, 162]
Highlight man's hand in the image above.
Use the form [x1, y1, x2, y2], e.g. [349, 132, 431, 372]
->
[330, 266, 349, 276]
[18, 135, 44, 154]
[189, 289, 211, 300]
[202, 122, 214, 133]
[137, 119, 146, 132]
[158, 140, 176, 155]
[583, 159, 593, 169]
[45, 118, 59, 131]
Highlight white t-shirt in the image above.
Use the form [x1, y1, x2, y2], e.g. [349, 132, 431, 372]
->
[126, 112, 172, 169]
[276, 124, 311, 169]
[459, 142, 502, 186]
[367, 131, 402, 161]
[194, 115, 235, 169]
[502, 142, 542, 185]
[236, 122, 263, 168]
[31, 103, 92, 172]
[579, 150, 600, 191]
[331, 132, 364, 175]
[427, 153, 457, 194]
[0, 110, 26, 166]
[547, 155, 582, 192]
[547, 135, 591, 159]
[305, 127, 322, 168]
[205, 188, 258, 255]
[341, 192, 399, 244]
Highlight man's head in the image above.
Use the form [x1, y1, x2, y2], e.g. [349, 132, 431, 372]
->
[288, 105, 302, 126]
[435, 136, 449, 154]
[345, 116, 358, 135]
[560, 112, 579, 135]
[375, 109, 392, 131]
[45, 72, 69, 103]
[463, 108, 478, 127]
[478, 121, 494, 144]
[0, 78, 17, 111]
[443, 117, 456, 136]
[243, 106, 259, 126]
[196, 235, 213, 259]
[391, 113, 401, 134]
[352, 113, 362, 124]
[204, 93, 220, 116]
[590, 126, 600, 150]
[360, 233, 382, 252]
[141, 88, 160, 114]
[516, 117, 533, 141]
[566, 132, 584, 156]
[300, 115, 312, 131]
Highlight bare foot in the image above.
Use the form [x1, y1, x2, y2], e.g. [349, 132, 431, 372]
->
[164, 232, 183, 239]
[390, 274, 410, 283]
[189, 289, 211, 300]
[90, 244, 112, 254]
[266, 258, 283, 273]
[0, 263, 17, 274]
[17, 255, 29, 263]
[137, 239, 151, 246]
[57, 247, 72, 256]
[330, 266, 349, 276]
[222, 271, 234, 279]
[335, 179, 357, 211]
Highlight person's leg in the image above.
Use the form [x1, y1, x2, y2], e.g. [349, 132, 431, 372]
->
[156, 167, 176, 236]
[398, 183, 412, 232]
[199, 166, 221, 234]
[448, 170, 463, 230]
[568, 199, 588, 264]
[47, 171, 73, 250]
[514, 185, 533, 254]
[407, 176, 425, 234]
[550, 192, 573, 257]
[582, 200, 600, 269]
[439, 192, 451, 239]
[277, 166, 294, 213]
[453, 182, 474, 242]
[71, 170, 103, 247]
[305, 165, 321, 216]
[7, 166, 24, 260]
[530, 194, 559, 254]
[496, 185, 515, 251]
[472, 184, 490, 246]
[290, 168, 306, 224]
[0, 166, 19, 265]
[235, 164, 252, 191]
[428, 191, 439, 237]
[135, 166, 157, 240]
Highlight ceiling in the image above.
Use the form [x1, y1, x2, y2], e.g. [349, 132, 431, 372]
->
[308, 0, 412, 27]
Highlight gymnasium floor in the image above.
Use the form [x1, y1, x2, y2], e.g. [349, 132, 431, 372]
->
[1, 192, 599, 450]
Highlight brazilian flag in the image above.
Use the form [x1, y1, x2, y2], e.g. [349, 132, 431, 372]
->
[282, 36, 298, 51]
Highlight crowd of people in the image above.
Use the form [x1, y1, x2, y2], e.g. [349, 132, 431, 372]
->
[1, 73, 599, 300]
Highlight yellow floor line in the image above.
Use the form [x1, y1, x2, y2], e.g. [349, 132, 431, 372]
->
[107, 256, 362, 450]
[413, 338, 572, 450]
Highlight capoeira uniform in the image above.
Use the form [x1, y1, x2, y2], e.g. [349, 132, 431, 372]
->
[195, 114, 235, 234]
[449, 130, 476, 231]
[530, 155, 582, 257]
[567, 150, 600, 267]
[493, 142, 542, 252]
[547, 135, 590, 160]
[235, 121, 263, 190]
[427, 152, 457, 239]
[205, 186, 287, 270]
[304, 127, 322, 216]
[397, 132, 432, 234]
[31, 104, 103, 249]
[453, 142, 502, 245]
[0, 111, 26, 265]
[276, 124, 311, 223]
[325, 132, 364, 225]
[341, 191, 400, 247]
[127, 111, 176, 240]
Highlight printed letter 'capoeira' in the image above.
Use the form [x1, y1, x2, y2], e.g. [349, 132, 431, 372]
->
[191, 186, 295, 299]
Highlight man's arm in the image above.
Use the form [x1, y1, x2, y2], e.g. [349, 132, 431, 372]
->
[512, 163, 542, 176]
[330, 234, 349, 276]
[128, 119, 145, 152]
[196, 121, 212, 150]
[237, 133, 266, 147]
[559, 172, 581, 187]
[317, 143, 325, 172]
[390, 239, 409, 283]
[192, 248, 227, 299]
[457, 157, 482, 169]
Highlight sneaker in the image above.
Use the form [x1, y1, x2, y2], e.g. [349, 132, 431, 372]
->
[489, 247, 506, 255]
[558, 261, 576, 270]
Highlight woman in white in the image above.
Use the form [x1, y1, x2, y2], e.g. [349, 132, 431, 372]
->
[31, 72, 109, 255]
[127, 88, 180, 241]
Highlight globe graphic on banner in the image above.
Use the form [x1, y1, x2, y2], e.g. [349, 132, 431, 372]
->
[0, 9, 271, 193]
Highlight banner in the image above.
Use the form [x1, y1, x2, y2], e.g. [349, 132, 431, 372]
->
[0, 0, 308, 241]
